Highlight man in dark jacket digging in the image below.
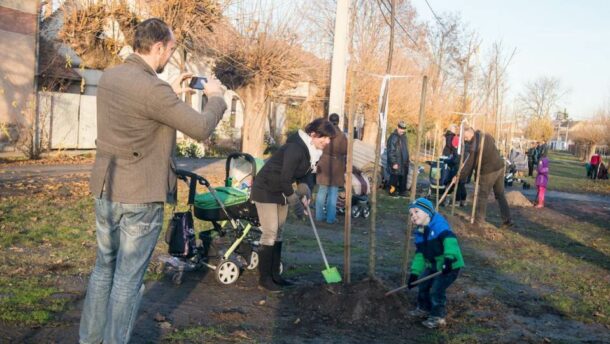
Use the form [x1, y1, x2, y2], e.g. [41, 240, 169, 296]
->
[459, 126, 512, 229]
[386, 120, 410, 197]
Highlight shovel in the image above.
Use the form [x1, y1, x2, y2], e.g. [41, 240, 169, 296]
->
[384, 271, 442, 296]
[304, 200, 342, 284]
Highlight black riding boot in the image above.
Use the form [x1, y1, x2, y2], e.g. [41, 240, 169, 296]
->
[272, 241, 293, 286]
[258, 245, 281, 292]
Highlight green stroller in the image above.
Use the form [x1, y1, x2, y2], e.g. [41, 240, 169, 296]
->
[162, 153, 270, 285]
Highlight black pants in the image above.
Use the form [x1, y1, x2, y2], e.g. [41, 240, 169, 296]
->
[389, 164, 409, 194]
[389, 174, 407, 194]
[456, 181, 467, 202]
[475, 168, 511, 224]
[417, 268, 460, 318]
[527, 160, 534, 177]
[590, 164, 599, 179]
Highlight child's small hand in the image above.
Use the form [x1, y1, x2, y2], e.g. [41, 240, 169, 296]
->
[407, 274, 418, 289]
[442, 257, 455, 274]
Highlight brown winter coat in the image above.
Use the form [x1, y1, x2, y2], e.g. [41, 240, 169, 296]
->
[89, 54, 227, 204]
[316, 127, 348, 186]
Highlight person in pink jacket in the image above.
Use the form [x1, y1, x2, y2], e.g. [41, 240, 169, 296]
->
[535, 154, 549, 208]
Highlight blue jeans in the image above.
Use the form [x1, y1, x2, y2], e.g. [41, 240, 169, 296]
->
[417, 268, 459, 318]
[79, 197, 164, 344]
[315, 185, 338, 223]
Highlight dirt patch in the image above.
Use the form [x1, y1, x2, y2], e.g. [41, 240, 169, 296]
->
[211, 308, 248, 322]
[287, 278, 413, 332]
[505, 191, 533, 207]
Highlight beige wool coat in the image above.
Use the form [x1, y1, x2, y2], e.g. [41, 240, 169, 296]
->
[90, 54, 227, 204]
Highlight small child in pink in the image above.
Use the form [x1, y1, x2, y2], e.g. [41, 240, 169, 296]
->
[535, 155, 549, 208]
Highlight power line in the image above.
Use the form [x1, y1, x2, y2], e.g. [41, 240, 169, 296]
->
[424, 0, 445, 30]
[375, 0, 419, 48]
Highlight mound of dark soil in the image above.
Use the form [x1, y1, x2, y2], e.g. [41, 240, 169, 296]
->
[506, 191, 533, 207]
[287, 278, 413, 330]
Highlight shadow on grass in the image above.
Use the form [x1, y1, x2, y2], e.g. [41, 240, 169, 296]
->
[545, 199, 610, 230]
[129, 266, 211, 343]
[507, 209, 610, 272]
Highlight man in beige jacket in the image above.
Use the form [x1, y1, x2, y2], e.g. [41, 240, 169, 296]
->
[80, 18, 226, 344]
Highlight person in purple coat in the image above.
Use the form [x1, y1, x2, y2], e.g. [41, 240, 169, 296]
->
[535, 154, 549, 208]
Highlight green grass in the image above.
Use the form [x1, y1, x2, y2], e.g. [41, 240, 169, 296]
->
[162, 326, 256, 343]
[0, 276, 71, 325]
[520, 151, 610, 195]
[461, 217, 610, 325]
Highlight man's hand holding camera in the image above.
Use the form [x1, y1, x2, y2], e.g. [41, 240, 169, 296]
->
[171, 73, 224, 97]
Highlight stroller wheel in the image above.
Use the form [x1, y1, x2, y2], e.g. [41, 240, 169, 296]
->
[247, 251, 259, 270]
[215, 259, 240, 285]
[362, 207, 370, 218]
[171, 271, 184, 285]
[351, 206, 362, 218]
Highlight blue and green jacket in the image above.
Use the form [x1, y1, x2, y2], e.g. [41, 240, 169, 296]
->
[410, 213, 465, 275]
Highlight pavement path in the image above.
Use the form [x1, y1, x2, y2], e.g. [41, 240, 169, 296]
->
[0, 158, 226, 181]
[2, 158, 610, 205]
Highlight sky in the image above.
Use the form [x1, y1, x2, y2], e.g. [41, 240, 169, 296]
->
[411, 0, 610, 119]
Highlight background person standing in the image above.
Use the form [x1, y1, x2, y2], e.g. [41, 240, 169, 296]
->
[315, 113, 348, 224]
[386, 120, 410, 197]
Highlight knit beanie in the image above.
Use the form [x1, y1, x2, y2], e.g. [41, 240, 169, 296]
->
[408, 197, 435, 218]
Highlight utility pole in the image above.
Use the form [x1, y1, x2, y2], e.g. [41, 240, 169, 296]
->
[328, 0, 350, 128]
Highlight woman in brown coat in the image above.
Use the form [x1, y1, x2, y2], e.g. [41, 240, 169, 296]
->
[315, 113, 348, 224]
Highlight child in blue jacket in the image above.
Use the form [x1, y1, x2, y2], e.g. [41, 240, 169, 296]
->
[407, 198, 464, 328]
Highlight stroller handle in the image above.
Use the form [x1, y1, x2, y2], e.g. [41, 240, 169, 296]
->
[175, 169, 210, 205]
[225, 153, 258, 185]
[175, 169, 241, 230]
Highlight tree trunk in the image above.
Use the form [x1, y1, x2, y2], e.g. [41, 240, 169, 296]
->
[239, 83, 267, 158]
[362, 113, 379, 145]
[585, 143, 597, 161]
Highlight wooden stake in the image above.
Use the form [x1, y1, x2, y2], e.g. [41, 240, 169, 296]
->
[435, 156, 440, 210]
[343, 68, 357, 284]
[450, 120, 466, 215]
[369, 0, 396, 278]
[470, 116, 488, 224]
[401, 76, 428, 285]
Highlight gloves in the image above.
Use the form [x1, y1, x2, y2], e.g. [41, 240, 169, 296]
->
[287, 193, 306, 219]
[296, 183, 312, 202]
[442, 257, 455, 274]
[407, 274, 419, 289]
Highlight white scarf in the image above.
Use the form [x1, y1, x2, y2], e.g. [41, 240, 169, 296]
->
[298, 129, 323, 171]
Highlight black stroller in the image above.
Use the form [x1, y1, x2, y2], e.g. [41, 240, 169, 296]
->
[504, 158, 530, 189]
[337, 170, 371, 219]
[161, 153, 268, 285]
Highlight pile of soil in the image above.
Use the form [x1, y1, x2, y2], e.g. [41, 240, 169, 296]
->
[287, 279, 413, 331]
[505, 191, 533, 207]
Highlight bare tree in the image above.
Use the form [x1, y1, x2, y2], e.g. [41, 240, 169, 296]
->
[571, 111, 610, 159]
[524, 117, 554, 142]
[518, 76, 566, 119]
[451, 29, 481, 114]
[58, 0, 223, 70]
[212, 1, 311, 157]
